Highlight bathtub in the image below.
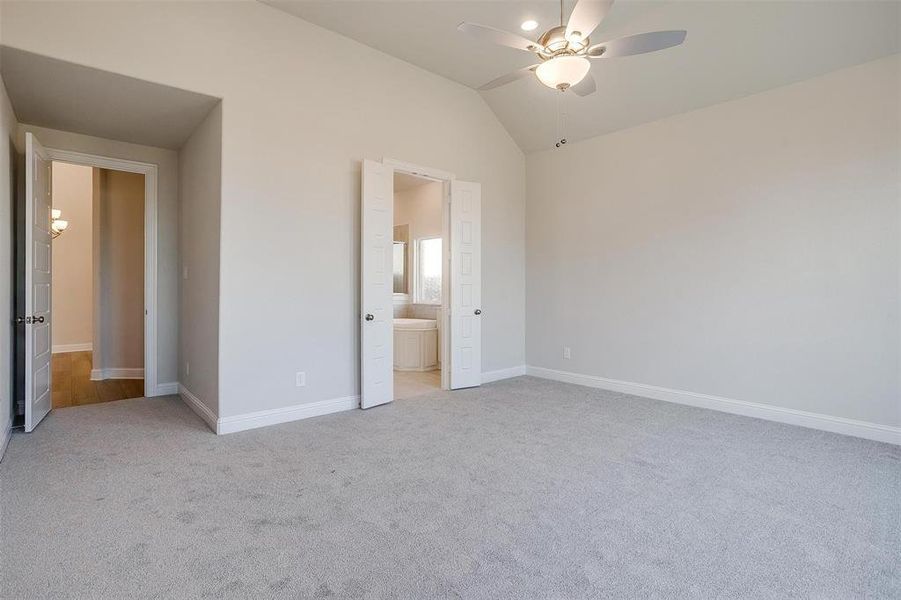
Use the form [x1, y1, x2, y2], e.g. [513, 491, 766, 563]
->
[394, 318, 438, 371]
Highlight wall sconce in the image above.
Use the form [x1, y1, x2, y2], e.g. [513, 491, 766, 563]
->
[51, 208, 69, 239]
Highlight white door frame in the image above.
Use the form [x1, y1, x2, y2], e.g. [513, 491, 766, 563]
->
[382, 158, 455, 391]
[45, 147, 161, 397]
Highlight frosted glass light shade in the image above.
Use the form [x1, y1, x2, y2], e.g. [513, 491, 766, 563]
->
[51, 208, 61, 219]
[53, 219, 68, 232]
[535, 56, 590, 90]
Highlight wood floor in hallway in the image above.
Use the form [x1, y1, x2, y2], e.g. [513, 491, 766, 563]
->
[51, 351, 144, 409]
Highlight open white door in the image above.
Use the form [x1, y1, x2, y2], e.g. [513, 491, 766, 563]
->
[24, 132, 53, 432]
[449, 180, 482, 389]
[360, 159, 394, 408]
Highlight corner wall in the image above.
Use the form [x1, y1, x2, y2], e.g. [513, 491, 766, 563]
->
[178, 103, 221, 419]
[95, 168, 144, 372]
[526, 55, 900, 431]
[0, 74, 17, 459]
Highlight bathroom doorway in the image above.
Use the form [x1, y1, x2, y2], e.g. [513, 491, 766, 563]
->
[360, 158, 482, 409]
[392, 171, 444, 399]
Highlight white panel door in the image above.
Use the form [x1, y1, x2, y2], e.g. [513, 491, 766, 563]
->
[24, 132, 53, 432]
[449, 180, 482, 389]
[360, 159, 394, 408]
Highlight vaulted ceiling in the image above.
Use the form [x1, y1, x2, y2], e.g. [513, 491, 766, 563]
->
[264, 0, 899, 152]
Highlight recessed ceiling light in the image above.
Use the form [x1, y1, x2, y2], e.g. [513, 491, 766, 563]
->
[520, 20, 539, 32]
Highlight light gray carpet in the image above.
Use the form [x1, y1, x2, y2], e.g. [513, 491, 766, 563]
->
[1, 376, 898, 599]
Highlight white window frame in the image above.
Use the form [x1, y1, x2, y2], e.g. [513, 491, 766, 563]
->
[413, 235, 443, 306]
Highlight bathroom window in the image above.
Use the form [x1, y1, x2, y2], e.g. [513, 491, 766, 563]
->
[415, 237, 442, 305]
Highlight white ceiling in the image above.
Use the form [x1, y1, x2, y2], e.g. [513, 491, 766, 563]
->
[1, 46, 220, 150]
[263, 0, 900, 152]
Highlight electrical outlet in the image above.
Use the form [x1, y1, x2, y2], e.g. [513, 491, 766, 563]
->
[295, 372, 306, 387]
[563, 346, 571, 360]
[185, 361, 190, 376]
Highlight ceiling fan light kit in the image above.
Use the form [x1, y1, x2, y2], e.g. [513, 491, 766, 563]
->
[460, 0, 686, 96]
[536, 55, 591, 91]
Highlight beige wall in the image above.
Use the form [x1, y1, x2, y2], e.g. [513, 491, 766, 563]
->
[50, 162, 92, 350]
[178, 104, 221, 415]
[16, 124, 179, 386]
[1, 1, 526, 418]
[394, 181, 443, 242]
[0, 75, 17, 446]
[526, 55, 900, 428]
[95, 169, 144, 370]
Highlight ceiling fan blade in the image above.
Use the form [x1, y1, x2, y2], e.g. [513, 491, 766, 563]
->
[587, 30, 687, 58]
[458, 22, 542, 53]
[478, 65, 539, 91]
[570, 73, 597, 97]
[565, 0, 615, 43]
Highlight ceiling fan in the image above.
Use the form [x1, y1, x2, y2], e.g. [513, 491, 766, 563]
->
[459, 0, 686, 96]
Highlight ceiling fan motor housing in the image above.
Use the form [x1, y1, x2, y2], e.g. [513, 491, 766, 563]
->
[537, 25, 589, 60]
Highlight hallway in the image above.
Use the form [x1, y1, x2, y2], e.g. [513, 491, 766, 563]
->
[51, 351, 144, 408]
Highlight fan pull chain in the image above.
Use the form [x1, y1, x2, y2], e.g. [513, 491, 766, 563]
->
[555, 91, 568, 149]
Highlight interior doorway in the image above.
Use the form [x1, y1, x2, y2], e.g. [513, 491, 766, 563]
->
[19, 133, 160, 432]
[392, 172, 444, 400]
[360, 158, 482, 410]
[49, 162, 145, 408]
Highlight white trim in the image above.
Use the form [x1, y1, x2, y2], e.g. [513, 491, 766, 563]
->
[0, 418, 11, 463]
[90, 368, 144, 380]
[46, 148, 161, 397]
[218, 395, 360, 435]
[526, 366, 901, 445]
[382, 157, 455, 181]
[179, 384, 218, 433]
[156, 382, 179, 395]
[52, 343, 93, 353]
[482, 365, 527, 384]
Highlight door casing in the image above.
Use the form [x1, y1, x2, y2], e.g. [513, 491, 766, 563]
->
[43, 147, 162, 397]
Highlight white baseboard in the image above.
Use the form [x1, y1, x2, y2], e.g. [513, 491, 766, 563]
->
[155, 382, 179, 396]
[90, 368, 144, 381]
[52, 343, 93, 354]
[179, 384, 218, 433]
[178, 385, 358, 436]
[218, 395, 360, 435]
[0, 418, 11, 463]
[481, 365, 527, 384]
[526, 366, 901, 446]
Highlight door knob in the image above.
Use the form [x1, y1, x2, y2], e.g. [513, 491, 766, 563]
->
[474, 309, 482, 315]
[364, 313, 374, 321]
[34, 315, 45, 323]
